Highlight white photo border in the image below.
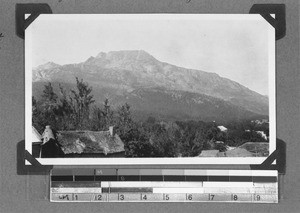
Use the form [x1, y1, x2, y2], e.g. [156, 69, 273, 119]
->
[25, 14, 276, 165]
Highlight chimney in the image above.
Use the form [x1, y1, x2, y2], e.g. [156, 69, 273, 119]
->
[109, 126, 114, 136]
[42, 125, 55, 144]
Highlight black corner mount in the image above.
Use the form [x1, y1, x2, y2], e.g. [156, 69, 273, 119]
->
[250, 139, 286, 175]
[15, 3, 52, 39]
[250, 4, 286, 40]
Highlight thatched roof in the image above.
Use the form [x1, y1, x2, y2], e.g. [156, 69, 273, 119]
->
[238, 142, 269, 157]
[224, 147, 254, 157]
[56, 130, 124, 155]
[197, 142, 269, 157]
[198, 150, 220, 157]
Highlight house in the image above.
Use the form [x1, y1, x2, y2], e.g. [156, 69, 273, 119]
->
[198, 150, 220, 157]
[224, 147, 254, 157]
[40, 125, 65, 158]
[238, 142, 269, 157]
[55, 126, 125, 158]
[31, 126, 43, 158]
[217, 125, 228, 132]
[252, 119, 269, 125]
[32, 126, 125, 158]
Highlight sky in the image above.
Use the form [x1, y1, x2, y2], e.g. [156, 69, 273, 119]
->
[27, 14, 274, 95]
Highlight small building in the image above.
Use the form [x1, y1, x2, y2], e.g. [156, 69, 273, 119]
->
[217, 125, 228, 132]
[31, 126, 43, 158]
[224, 147, 254, 157]
[58, 126, 125, 158]
[198, 150, 220, 157]
[32, 126, 125, 158]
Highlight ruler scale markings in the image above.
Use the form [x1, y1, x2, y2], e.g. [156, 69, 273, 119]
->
[163, 193, 186, 201]
[72, 193, 93, 201]
[108, 193, 119, 201]
[92, 193, 107, 202]
[253, 194, 278, 203]
[141, 193, 163, 201]
[229, 194, 252, 202]
[118, 193, 141, 201]
[207, 193, 231, 201]
[50, 169, 278, 203]
[186, 193, 209, 202]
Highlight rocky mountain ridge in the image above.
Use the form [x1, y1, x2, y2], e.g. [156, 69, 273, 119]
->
[32, 50, 269, 121]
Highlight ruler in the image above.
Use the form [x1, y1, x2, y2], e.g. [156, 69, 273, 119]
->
[50, 169, 278, 203]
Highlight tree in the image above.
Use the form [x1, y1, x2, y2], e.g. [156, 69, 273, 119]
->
[56, 84, 76, 130]
[101, 98, 114, 129]
[41, 82, 58, 112]
[91, 106, 104, 131]
[39, 82, 59, 129]
[70, 77, 95, 129]
[42, 82, 58, 103]
[190, 130, 205, 156]
[149, 124, 179, 157]
[116, 103, 133, 136]
[32, 96, 44, 133]
[121, 123, 153, 157]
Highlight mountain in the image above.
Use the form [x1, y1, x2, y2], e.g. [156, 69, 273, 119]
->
[32, 50, 269, 122]
[33, 62, 61, 82]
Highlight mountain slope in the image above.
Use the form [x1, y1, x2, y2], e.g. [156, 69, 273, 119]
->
[32, 82, 265, 123]
[32, 50, 269, 121]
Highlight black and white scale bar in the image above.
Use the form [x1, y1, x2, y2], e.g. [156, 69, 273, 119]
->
[51, 175, 277, 182]
[50, 169, 277, 182]
[50, 170, 278, 203]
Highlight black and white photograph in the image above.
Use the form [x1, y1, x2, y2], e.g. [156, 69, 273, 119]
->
[25, 14, 275, 165]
